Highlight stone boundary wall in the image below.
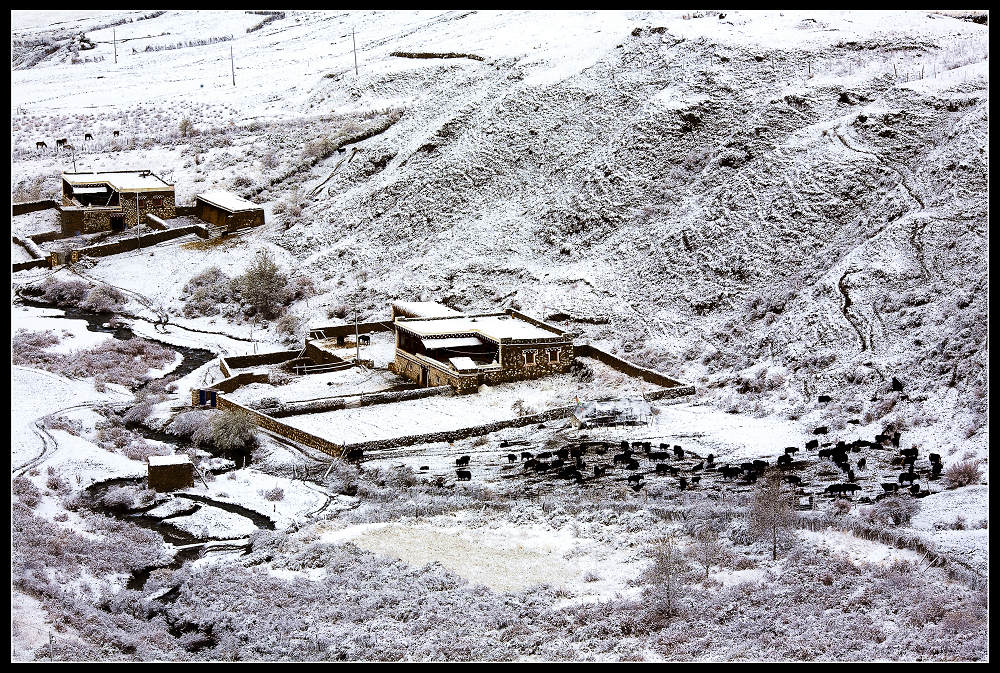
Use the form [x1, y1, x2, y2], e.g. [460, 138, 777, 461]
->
[13, 258, 50, 272]
[13, 236, 45, 259]
[146, 214, 169, 230]
[28, 229, 70, 245]
[12, 199, 58, 216]
[71, 225, 209, 260]
[576, 344, 689, 389]
[176, 205, 197, 217]
[308, 321, 393, 340]
[216, 395, 343, 457]
[265, 385, 448, 417]
[220, 349, 302, 376]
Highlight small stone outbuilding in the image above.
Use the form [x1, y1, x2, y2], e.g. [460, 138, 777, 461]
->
[147, 454, 194, 492]
[194, 190, 265, 231]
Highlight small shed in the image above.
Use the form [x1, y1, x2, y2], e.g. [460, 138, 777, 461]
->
[572, 398, 652, 429]
[148, 454, 195, 492]
[194, 190, 265, 230]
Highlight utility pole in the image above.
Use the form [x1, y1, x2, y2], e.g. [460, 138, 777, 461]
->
[70, 144, 76, 172]
[354, 296, 360, 365]
[113, 28, 117, 64]
[352, 27, 358, 76]
[135, 191, 141, 248]
[231, 45, 236, 86]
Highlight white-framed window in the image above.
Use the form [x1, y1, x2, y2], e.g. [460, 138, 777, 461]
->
[524, 350, 536, 366]
[548, 349, 560, 364]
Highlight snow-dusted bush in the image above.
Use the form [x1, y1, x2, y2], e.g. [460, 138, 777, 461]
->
[167, 410, 214, 441]
[866, 495, 919, 527]
[210, 409, 259, 455]
[122, 401, 153, 424]
[262, 487, 284, 502]
[944, 459, 983, 488]
[231, 250, 290, 320]
[12, 476, 42, 507]
[42, 414, 83, 436]
[81, 285, 127, 313]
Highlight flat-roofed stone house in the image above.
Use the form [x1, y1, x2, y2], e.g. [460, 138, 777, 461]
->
[391, 308, 574, 393]
[60, 170, 175, 235]
[194, 190, 265, 231]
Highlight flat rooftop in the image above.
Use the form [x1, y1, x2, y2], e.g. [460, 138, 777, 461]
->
[392, 300, 462, 318]
[396, 312, 564, 342]
[63, 170, 173, 192]
[196, 190, 261, 213]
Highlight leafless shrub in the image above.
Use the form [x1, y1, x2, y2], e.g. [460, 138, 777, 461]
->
[944, 459, 983, 489]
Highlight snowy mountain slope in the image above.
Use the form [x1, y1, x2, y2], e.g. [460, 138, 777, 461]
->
[11, 10, 989, 455]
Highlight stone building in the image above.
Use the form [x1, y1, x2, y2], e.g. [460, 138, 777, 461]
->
[391, 308, 574, 393]
[60, 170, 176, 235]
[147, 454, 194, 492]
[194, 190, 265, 231]
[572, 398, 652, 429]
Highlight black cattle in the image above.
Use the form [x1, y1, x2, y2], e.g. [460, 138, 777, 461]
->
[890, 456, 905, 467]
[891, 376, 904, 392]
[630, 481, 644, 493]
[692, 461, 704, 472]
[931, 463, 943, 478]
[874, 434, 889, 445]
[55, 138, 67, 147]
[521, 451, 533, 461]
[678, 477, 688, 490]
[813, 426, 829, 435]
[847, 419, 861, 425]
[594, 465, 607, 478]
[847, 469, 856, 482]
[456, 455, 471, 467]
[818, 394, 832, 403]
[785, 446, 799, 455]
[740, 462, 755, 473]
[84, 133, 93, 141]
[648, 451, 669, 460]
[570, 447, 585, 459]
[656, 463, 670, 474]
[881, 482, 900, 493]
[909, 483, 920, 495]
[625, 459, 640, 470]
[612, 453, 629, 465]
[806, 439, 819, 451]
[673, 447, 685, 459]
[898, 472, 918, 485]
[523, 459, 537, 471]
[534, 461, 550, 473]
[691, 475, 701, 485]
[929, 453, 942, 464]
[668, 465, 679, 476]
[358, 335, 371, 346]
[753, 459, 768, 471]
[777, 454, 791, 467]
[891, 431, 901, 448]
[784, 474, 801, 486]
[36, 141, 47, 149]
[900, 447, 919, 459]
[419, 465, 429, 471]
[642, 442, 652, 451]
[556, 448, 570, 460]
[627, 473, 643, 485]
[660, 443, 670, 450]
[742, 472, 758, 484]
[560, 468, 582, 481]
[507, 453, 517, 464]
[631, 442, 643, 450]
[552, 459, 565, 469]
[857, 457, 867, 470]
[344, 447, 363, 462]
[113, 130, 120, 137]
[456, 470, 471, 481]
[720, 465, 741, 480]
[621, 441, 630, 451]
[706, 454, 715, 465]
[537, 451, 552, 460]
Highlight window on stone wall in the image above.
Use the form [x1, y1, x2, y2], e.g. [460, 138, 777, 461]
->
[524, 351, 536, 366]
[548, 349, 559, 364]
[153, 196, 163, 208]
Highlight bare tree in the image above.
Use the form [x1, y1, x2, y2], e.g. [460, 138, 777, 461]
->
[747, 468, 797, 561]
[642, 533, 690, 621]
[689, 528, 725, 579]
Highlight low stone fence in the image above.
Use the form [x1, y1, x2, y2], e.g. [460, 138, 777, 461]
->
[146, 214, 169, 230]
[264, 385, 447, 417]
[216, 394, 344, 457]
[12, 199, 58, 216]
[70, 225, 209, 261]
[576, 344, 690, 390]
[12, 258, 51, 272]
[28, 229, 70, 245]
[220, 349, 302, 376]
[307, 320, 393, 340]
[13, 235, 45, 259]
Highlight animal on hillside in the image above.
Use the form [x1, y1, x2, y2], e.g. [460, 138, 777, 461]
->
[931, 463, 943, 478]
[753, 459, 768, 471]
[613, 453, 630, 465]
[344, 448, 363, 462]
[507, 453, 517, 464]
[648, 451, 669, 460]
[691, 461, 704, 472]
[818, 394, 832, 403]
[900, 447, 919, 459]
[881, 482, 900, 493]
[556, 448, 570, 460]
[521, 451, 533, 461]
[678, 476, 688, 490]
[620, 441, 630, 451]
[655, 463, 670, 474]
[456, 470, 471, 481]
[909, 483, 920, 495]
[55, 138, 67, 147]
[113, 130, 120, 137]
[84, 133, 93, 141]
[706, 453, 715, 465]
[673, 446, 684, 459]
[552, 459, 565, 469]
[630, 481, 644, 493]
[419, 465, 429, 471]
[777, 454, 791, 467]
[691, 475, 701, 485]
[891, 431, 901, 448]
[929, 453, 942, 465]
[857, 457, 867, 470]
[456, 455, 471, 467]
[523, 459, 538, 471]
[806, 439, 819, 451]
[594, 465, 607, 478]
[570, 447, 584, 459]
[898, 472, 918, 485]
[625, 459, 640, 470]
[813, 426, 829, 435]
[36, 141, 47, 149]
[628, 473, 643, 485]
[784, 474, 801, 486]
[785, 446, 799, 456]
[537, 451, 552, 460]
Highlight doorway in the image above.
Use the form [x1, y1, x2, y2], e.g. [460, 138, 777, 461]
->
[110, 214, 125, 232]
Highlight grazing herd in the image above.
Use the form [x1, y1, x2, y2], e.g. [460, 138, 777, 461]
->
[35, 130, 120, 152]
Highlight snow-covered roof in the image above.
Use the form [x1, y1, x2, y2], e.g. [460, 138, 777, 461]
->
[196, 190, 261, 213]
[148, 454, 192, 466]
[392, 301, 462, 318]
[63, 170, 173, 192]
[422, 336, 484, 349]
[448, 356, 478, 371]
[397, 313, 563, 342]
[69, 185, 110, 195]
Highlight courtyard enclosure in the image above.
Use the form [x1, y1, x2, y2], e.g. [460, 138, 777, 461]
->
[60, 170, 176, 234]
